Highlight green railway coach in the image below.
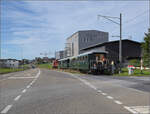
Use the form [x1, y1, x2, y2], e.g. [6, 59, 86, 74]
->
[58, 51, 109, 74]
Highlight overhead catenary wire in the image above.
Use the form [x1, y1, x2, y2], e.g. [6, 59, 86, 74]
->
[111, 9, 149, 34]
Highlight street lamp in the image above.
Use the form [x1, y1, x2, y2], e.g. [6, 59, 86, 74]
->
[98, 13, 122, 73]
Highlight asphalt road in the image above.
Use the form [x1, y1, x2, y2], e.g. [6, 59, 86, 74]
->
[0, 68, 150, 114]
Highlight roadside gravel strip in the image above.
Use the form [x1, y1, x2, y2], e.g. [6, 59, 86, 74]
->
[55, 70, 150, 114]
[0, 69, 41, 114]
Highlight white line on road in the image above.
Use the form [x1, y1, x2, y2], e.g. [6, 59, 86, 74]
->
[106, 96, 114, 99]
[22, 89, 27, 93]
[8, 77, 35, 79]
[30, 82, 33, 85]
[77, 77, 97, 90]
[97, 90, 102, 93]
[14, 95, 22, 101]
[26, 85, 31, 89]
[101, 93, 107, 95]
[114, 100, 123, 105]
[32, 80, 35, 83]
[0, 78, 8, 82]
[124, 106, 138, 114]
[1, 105, 12, 113]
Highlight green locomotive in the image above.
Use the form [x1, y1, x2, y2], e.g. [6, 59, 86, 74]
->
[58, 51, 110, 74]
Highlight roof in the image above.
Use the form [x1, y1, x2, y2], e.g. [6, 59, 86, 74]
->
[58, 57, 70, 61]
[59, 50, 108, 61]
[80, 39, 141, 51]
[0, 59, 18, 61]
[66, 30, 108, 40]
[77, 50, 108, 57]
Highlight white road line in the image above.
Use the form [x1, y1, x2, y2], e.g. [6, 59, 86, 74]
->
[32, 80, 35, 83]
[22, 89, 27, 93]
[1, 105, 12, 113]
[124, 106, 138, 114]
[106, 96, 114, 99]
[14, 95, 21, 101]
[0, 78, 8, 82]
[97, 90, 102, 93]
[114, 100, 123, 105]
[77, 77, 97, 90]
[26, 85, 31, 89]
[102, 93, 107, 95]
[8, 77, 35, 79]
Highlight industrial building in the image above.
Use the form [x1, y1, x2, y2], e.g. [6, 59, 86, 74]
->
[55, 50, 65, 60]
[65, 30, 109, 57]
[80, 39, 141, 66]
[56, 30, 142, 66]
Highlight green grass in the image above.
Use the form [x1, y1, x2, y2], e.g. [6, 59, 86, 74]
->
[37, 63, 52, 69]
[20, 64, 30, 69]
[0, 68, 25, 74]
[114, 68, 150, 76]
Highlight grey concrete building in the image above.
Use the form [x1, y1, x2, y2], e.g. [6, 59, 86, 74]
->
[66, 30, 109, 57]
[55, 50, 65, 60]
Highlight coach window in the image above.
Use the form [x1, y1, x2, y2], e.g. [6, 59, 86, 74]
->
[85, 56, 88, 61]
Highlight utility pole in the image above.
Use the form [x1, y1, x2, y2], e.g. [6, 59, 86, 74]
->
[119, 13, 122, 73]
[0, 0, 1, 61]
[97, 13, 122, 73]
[149, 0, 150, 68]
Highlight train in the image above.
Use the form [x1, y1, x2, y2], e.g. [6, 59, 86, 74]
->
[57, 51, 112, 74]
[52, 60, 59, 68]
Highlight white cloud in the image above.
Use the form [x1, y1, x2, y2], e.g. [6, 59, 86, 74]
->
[2, 1, 148, 59]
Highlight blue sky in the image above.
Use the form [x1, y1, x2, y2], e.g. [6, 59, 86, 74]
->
[1, 0, 149, 60]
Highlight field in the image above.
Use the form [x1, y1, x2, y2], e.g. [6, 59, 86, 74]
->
[115, 68, 150, 76]
[0, 68, 25, 74]
[0, 64, 30, 74]
[37, 63, 52, 69]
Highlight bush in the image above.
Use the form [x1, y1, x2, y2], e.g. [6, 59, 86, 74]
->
[129, 59, 140, 67]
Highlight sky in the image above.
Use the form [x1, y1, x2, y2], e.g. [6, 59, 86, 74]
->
[1, 0, 149, 60]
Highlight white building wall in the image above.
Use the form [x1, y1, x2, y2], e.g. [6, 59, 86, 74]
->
[66, 32, 79, 57]
[5, 60, 19, 68]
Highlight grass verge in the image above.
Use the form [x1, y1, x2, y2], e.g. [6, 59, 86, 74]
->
[0, 68, 25, 74]
[37, 63, 52, 69]
[114, 68, 150, 76]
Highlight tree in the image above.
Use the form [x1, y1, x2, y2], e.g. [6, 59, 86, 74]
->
[141, 31, 150, 67]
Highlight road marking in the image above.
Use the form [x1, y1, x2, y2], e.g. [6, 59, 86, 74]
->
[124, 106, 150, 114]
[26, 85, 31, 89]
[106, 96, 114, 99]
[30, 82, 33, 85]
[0, 78, 8, 82]
[101, 93, 107, 95]
[32, 80, 35, 83]
[114, 100, 123, 105]
[1, 105, 12, 113]
[77, 77, 97, 90]
[22, 89, 27, 93]
[8, 77, 36, 79]
[97, 90, 102, 93]
[56, 71, 150, 113]
[1, 69, 41, 114]
[124, 106, 138, 114]
[14, 95, 21, 101]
